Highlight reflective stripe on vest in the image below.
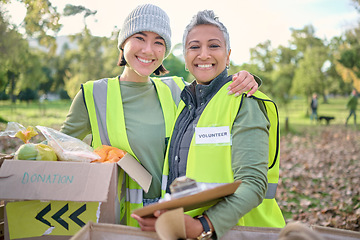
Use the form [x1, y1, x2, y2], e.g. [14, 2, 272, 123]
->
[153, 76, 186, 106]
[162, 85, 280, 198]
[83, 76, 184, 226]
[162, 82, 285, 228]
[126, 188, 143, 204]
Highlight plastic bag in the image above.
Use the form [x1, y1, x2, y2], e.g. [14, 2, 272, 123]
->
[0, 122, 39, 143]
[14, 143, 58, 161]
[36, 126, 100, 162]
[0, 122, 26, 137]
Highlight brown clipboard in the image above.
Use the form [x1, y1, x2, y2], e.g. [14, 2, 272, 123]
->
[133, 180, 241, 217]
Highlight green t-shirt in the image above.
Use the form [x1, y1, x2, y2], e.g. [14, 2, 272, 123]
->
[60, 75, 266, 237]
[61, 80, 168, 199]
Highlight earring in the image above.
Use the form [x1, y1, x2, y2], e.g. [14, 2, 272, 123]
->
[226, 65, 229, 70]
[185, 66, 189, 72]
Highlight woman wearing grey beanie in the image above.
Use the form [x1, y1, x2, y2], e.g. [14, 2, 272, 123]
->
[60, 3, 260, 227]
[132, 9, 285, 239]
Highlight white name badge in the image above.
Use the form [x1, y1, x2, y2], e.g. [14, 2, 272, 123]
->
[195, 126, 231, 145]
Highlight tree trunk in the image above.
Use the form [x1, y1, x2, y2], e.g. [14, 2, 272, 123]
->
[8, 71, 16, 103]
[285, 117, 289, 132]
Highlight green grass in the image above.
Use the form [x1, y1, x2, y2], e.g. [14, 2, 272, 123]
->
[277, 97, 354, 133]
[0, 96, 356, 132]
[0, 100, 72, 130]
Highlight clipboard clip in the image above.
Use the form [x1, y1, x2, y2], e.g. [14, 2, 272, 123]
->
[168, 176, 206, 199]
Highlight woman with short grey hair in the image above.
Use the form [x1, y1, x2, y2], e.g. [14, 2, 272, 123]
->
[132, 9, 285, 239]
[182, 10, 231, 55]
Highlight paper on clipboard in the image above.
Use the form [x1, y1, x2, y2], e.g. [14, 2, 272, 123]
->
[155, 207, 186, 240]
[133, 180, 241, 217]
[117, 153, 152, 193]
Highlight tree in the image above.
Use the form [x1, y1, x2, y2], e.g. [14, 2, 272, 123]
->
[271, 45, 297, 107]
[326, 36, 352, 95]
[18, 88, 38, 103]
[272, 65, 295, 111]
[0, 8, 30, 102]
[351, 0, 360, 11]
[162, 53, 187, 80]
[331, 1, 360, 92]
[64, 29, 108, 98]
[289, 25, 324, 57]
[1, 0, 62, 105]
[100, 28, 122, 79]
[1, 0, 62, 53]
[336, 25, 360, 92]
[63, 4, 97, 28]
[249, 40, 276, 72]
[248, 40, 277, 96]
[58, 4, 111, 98]
[291, 45, 329, 107]
[17, 50, 47, 91]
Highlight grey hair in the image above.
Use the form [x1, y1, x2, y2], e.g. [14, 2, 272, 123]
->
[182, 10, 231, 55]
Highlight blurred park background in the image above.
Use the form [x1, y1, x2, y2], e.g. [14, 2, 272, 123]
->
[0, 0, 359, 233]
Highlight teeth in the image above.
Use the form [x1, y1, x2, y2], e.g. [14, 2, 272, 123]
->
[198, 64, 212, 68]
[138, 57, 152, 63]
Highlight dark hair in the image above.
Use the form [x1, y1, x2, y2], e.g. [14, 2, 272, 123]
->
[117, 50, 169, 76]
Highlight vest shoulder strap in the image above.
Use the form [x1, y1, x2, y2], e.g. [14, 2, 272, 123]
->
[152, 76, 186, 106]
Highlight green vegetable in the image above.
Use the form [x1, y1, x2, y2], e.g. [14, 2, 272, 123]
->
[15, 143, 57, 161]
[15, 143, 38, 160]
[36, 144, 57, 161]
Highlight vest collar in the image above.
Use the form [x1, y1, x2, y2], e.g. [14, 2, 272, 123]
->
[181, 69, 231, 109]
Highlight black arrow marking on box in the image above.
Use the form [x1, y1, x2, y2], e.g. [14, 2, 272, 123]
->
[36, 203, 87, 230]
[35, 203, 52, 227]
[52, 203, 69, 230]
[69, 204, 86, 227]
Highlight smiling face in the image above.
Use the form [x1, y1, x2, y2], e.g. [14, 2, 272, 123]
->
[185, 24, 231, 85]
[122, 31, 166, 81]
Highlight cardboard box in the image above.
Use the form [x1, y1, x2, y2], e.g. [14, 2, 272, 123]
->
[0, 159, 119, 240]
[71, 221, 360, 240]
[222, 225, 360, 240]
[71, 221, 159, 240]
[0, 202, 4, 239]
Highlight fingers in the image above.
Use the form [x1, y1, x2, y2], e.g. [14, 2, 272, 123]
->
[131, 214, 157, 232]
[228, 71, 258, 97]
[131, 213, 142, 222]
[153, 209, 167, 217]
[246, 84, 258, 97]
[227, 71, 249, 93]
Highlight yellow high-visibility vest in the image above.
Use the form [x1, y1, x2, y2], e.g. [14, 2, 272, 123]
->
[83, 76, 185, 227]
[162, 81, 285, 228]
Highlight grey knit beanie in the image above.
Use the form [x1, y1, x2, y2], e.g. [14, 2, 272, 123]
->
[118, 4, 172, 57]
